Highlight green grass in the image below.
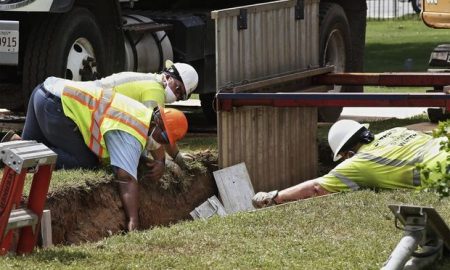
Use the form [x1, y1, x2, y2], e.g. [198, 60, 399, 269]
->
[179, 135, 217, 152]
[364, 18, 450, 93]
[3, 18, 450, 268]
[2, 190, 450, 269]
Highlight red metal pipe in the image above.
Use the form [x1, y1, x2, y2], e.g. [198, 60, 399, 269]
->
[217, 92, 450, 111]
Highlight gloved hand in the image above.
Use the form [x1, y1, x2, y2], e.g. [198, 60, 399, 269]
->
[252, 190, 279, 208]
[165, 159, 183, 178]
[139, 156, 165, 182]
[173, 151, 195, 169]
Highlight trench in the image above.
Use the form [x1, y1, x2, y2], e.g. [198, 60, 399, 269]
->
[36, 143, 334, 245]
[43, 151, 219, 245]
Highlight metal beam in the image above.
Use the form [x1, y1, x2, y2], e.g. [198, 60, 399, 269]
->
[217, 92, 450, 111]
[313, 72, 450, 87]
[220, 66, 334, 93]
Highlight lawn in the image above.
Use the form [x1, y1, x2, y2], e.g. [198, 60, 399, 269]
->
[364, 18, 450, 93]
[2, 191, 450, 269]
[2, 17, 450, 269]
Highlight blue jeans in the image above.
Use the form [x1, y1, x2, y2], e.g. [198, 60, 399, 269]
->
[21, 85, 99, 170]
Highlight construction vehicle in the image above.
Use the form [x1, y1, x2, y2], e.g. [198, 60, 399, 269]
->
[0, 0, 367, 122]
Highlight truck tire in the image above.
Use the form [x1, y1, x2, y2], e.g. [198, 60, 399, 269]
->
[318, 3, 352, 122]
[23, 7, 106, 107]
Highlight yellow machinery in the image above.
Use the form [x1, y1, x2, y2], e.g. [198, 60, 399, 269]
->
[422, 0, 450, 28]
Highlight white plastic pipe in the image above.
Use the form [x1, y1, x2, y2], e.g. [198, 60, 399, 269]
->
[381, 231, 422, 270]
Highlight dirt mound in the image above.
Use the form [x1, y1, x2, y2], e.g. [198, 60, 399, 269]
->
[45, 151, 218, 245]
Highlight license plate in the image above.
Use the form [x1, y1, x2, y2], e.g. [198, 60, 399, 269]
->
[0, 30, 19, 53]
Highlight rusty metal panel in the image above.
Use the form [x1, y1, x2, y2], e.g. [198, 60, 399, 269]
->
[212, 0, 319, 90]
[218, 107, 318, 192]
[213, 0, 320, 191]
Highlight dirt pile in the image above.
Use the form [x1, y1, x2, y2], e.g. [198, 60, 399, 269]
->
[45, 150, 218, 245]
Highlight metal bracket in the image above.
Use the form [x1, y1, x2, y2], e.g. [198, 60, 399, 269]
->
[1, 141, 57, 173]
[295, 0, 304, 20]
[237, 8, 248, 30]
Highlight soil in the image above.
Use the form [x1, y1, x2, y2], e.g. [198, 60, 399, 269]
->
[37, 143, 333, 246]
[44, 150, 219, 245]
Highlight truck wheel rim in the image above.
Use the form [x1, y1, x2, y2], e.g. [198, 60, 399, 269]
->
[323, 29, 345, 93]
[66, 38, 97, 81]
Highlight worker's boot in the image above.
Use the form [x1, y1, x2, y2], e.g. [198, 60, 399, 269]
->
[0, 130, 20, 143]
[252, 190, 279, 208]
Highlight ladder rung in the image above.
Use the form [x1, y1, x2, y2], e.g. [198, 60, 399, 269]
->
[7, 209, 38, 231]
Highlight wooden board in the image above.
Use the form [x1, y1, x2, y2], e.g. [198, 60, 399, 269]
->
[213, 163, 255, 214]
[190, 195, 227, 220]
[40, 209, 52, 248]
[218, 107, 317, 192]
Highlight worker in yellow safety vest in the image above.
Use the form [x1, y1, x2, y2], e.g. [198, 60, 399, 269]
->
[252, 119, 448, 208]
[29, 60, 199, 181]
[10, 82, 188, 231]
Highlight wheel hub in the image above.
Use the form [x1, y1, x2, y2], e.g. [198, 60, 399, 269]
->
[66, 38, 98, 81]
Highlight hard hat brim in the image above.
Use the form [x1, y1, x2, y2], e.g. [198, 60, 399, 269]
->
[332, 125, 369, 161]
[158, 106, 175, 146]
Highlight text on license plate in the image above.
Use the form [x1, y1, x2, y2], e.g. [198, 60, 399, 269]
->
[0, 30, 19, 53]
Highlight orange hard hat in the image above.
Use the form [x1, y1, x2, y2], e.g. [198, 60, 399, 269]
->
[159, 107, 188, 145]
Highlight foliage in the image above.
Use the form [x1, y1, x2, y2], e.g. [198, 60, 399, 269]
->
[418, 120, 450, 198]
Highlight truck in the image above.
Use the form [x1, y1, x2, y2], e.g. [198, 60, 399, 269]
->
[0, 0, 367, 122]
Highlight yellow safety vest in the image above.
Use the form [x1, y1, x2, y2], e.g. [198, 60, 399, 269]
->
[99, 72, 166, 108]
[318, 127, 448, 192]
[61, 85, 153, 159]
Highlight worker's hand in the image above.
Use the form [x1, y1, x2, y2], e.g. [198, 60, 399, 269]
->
[252, 190, 279, 208]
[128, 218, 138, 231]
[165, 159, 183, 178]
[173, 151, 195, 169]
[141, 157, 165, 181]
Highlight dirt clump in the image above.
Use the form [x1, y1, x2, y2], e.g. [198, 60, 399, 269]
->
[45, 150, 218, 245]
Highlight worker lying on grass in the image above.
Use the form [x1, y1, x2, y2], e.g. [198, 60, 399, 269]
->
[252, 119, 448, 208]
[3, 83, 188, 231]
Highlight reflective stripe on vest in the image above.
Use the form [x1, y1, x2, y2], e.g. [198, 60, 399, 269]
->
[356, 139, 438, 187]
[329, 171, 360, 191]
[63, 86, 149, 157]
[106, 107, 149, 137]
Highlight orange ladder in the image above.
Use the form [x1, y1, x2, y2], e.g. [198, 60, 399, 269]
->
[0, 140, 57, 255]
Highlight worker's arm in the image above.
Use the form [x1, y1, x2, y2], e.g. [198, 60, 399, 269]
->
[164, 144, 195, 169]
[274, 179, 331, 204]
[165, 144, 179, 158]
[104, 130, 143, 231]
[142, 146, 165, 181]
[116, 168, 139, 231]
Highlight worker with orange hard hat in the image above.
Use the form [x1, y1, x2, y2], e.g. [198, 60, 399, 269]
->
[31, 59, 199, 179]
[9, 81, 188, 231]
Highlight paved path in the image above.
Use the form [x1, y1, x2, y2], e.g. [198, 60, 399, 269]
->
[172, 99, 430, 122]
[340, 107, 428, 121]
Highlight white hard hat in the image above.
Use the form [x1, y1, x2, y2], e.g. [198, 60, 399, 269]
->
[165, 60, 198, 99]
[328, 119, 365, 161]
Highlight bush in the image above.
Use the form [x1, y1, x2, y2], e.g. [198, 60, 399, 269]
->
[419, 120, 450, 198]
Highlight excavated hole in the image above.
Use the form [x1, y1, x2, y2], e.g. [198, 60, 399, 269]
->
[25, 141, 333, 246]
[40, 150, 218, 245]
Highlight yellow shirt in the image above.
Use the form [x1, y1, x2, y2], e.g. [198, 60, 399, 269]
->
[318, 128, 447, 192]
